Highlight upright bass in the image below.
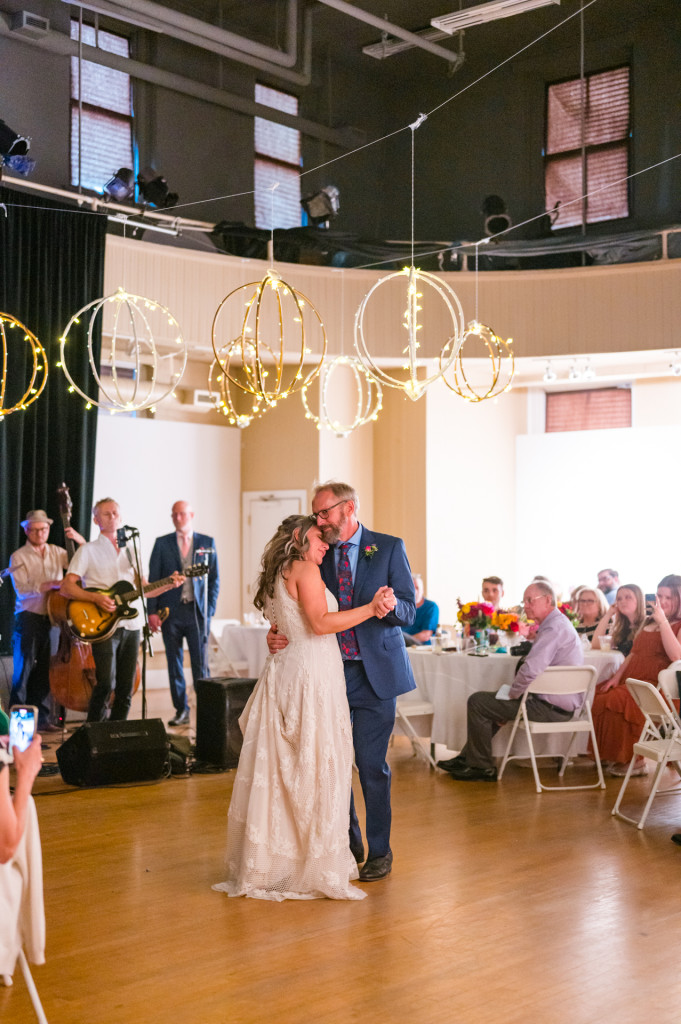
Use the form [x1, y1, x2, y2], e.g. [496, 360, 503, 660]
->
[47, 484, 99, 712]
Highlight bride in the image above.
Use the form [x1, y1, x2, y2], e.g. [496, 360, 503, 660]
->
[213, 514, 394, 902]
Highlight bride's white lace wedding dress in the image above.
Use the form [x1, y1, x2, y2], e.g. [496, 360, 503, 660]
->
[212, 574, 365, 901]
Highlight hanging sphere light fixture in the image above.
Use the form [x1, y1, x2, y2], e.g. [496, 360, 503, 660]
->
[58, 287, 187, 414]
[211, 269, 327, 408]
[0, 313, 48, 419]
[354, 266, 465, 402]
[301, 354, 383, 437]
[439, 320, 514, 402]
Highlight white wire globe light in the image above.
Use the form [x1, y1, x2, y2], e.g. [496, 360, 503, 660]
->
[58, 287, 187, 413]
[0, 313, 48, 419]
[301, 354, 383, 437]
[208, 336, 272, 428]
[354, 266, 465, 402]
[440, 319, 515, 402]
[211, 269, 327, 407]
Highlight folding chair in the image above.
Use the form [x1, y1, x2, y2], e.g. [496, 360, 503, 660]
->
[612, 678, 681, 829]
[2, 951, 49, 1023]
[498, 665, 605, 793]
[657, 659, 681, 704]
[393, 695, 438, 770]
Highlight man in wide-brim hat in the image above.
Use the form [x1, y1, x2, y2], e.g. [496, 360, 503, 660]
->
[9, 510, 85, 731]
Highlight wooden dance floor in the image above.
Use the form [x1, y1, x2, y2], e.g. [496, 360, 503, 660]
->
[4, 686, 681, 1024]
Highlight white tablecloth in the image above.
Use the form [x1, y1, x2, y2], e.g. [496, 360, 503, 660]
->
[406, 647, 624, 755]
[217, 624, 270, 678]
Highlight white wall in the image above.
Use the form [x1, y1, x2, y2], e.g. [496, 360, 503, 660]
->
[92, 415, 241, 618]
[516, 424, 681, 599]
[425, 378, 527, 623]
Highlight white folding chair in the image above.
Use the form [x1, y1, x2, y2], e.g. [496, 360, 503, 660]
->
[612, 678, 681, 829]
[393, 695, 438, 770]
[657, 659, 681, 703]
[2, 951, 49, 1023]
[498, 665, 605, 793]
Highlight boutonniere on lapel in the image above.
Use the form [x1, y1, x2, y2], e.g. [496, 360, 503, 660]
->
[363, 544, 378, 559]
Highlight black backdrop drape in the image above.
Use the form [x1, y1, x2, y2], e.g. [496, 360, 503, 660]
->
[0, 185, 107, 654]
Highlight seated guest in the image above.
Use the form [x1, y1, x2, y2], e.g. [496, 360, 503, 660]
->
[591, 584, 645, 657]
[597, 568, 620, 606]
[481, 576, 504, 610]
[438, 580, 583, 781]
[402, 573, 439, 645]
[574, 587, 609, 642]
[591, 575, 681, 777]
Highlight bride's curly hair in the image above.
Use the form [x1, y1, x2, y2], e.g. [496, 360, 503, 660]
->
[253, 514, 318, 611]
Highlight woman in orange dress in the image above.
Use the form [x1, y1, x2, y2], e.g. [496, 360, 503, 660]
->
[591, 574, 681, 777]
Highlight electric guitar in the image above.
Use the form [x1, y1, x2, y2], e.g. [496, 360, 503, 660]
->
[66, 564, 209, 643]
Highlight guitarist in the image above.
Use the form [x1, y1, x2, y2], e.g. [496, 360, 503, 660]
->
[60, 498, 184, 723]
[147, 501, 220, 727]
[9, 509, 85, 732]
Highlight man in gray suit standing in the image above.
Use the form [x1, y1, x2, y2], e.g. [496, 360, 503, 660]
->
[268, 481, 416, 881]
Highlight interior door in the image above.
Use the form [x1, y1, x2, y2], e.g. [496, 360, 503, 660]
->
[242, 490, 307, 615]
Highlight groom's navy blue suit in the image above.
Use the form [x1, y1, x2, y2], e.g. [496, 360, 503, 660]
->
[148, 532, 219, 714]
[320, 524, 415, 860]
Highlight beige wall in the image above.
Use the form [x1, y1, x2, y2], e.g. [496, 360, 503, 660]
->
[373, 388, 426, 576]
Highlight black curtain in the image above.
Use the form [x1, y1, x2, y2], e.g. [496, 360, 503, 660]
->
[0, 185, 107, 653]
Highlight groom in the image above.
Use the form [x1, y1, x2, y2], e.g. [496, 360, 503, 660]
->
[268, 481, 416, 881]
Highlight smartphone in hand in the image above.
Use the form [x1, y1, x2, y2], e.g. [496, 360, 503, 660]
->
[645, 593, 656, 615]
[9, 705, 38, 754]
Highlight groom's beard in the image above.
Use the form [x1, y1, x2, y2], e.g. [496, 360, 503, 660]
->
[319, 511, 347, 545]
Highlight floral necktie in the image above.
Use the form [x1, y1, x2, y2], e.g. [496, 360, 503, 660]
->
[338, 543, 359, 659]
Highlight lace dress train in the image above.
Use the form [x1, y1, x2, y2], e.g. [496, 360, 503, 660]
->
[212, 576, 365, 901]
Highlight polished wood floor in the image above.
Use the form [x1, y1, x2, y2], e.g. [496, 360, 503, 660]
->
[4, 685, 681, 1024]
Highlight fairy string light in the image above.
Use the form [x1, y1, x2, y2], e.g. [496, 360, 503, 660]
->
[0, 313, 48, 419]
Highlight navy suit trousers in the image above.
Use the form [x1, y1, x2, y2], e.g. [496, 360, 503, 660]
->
[344, 660, 396, 860]
[161, 602, 207, 713]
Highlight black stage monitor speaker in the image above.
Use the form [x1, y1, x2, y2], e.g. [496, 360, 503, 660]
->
[195, 677, 257, 768]
[57, 718, 169, 787]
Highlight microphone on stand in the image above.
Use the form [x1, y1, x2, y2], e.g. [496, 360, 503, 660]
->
[116, 525, 140, 547]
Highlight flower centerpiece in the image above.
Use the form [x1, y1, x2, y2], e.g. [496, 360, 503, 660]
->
[457, 600, 495, 632]
[490, 610, 521, 634]
[558, 601, 579, 627]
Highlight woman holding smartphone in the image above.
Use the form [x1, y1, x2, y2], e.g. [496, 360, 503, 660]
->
[591, 575, 681, 776]
[0, 731, 42, 863]
[591, 584, 646, 657]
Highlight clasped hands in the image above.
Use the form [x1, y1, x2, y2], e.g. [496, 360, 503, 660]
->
[372, 586, 396, 618]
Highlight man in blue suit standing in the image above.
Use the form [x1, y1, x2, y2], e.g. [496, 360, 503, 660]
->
[148, 501, 219, 726]
[269, 481, 416, 881]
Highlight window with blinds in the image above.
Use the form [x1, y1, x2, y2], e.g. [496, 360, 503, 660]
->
[545, 387, 632, 433]
[254, 83, 301, 230]
[70, 21, 133, 192]
[545, 67, 630, 229]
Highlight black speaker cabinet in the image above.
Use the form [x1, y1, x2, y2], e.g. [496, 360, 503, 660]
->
[195, 677, 257, 768]
[57, 718, 169, 787]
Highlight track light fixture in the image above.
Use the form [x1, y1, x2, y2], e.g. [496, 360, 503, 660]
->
[301, 186, 340, 228]
[137, 168, 178, 209]
[103, 167, 135, 201]
[0, 117, 35, 176]
[481, 194, 511, 236]
[543, 362, 556, 383]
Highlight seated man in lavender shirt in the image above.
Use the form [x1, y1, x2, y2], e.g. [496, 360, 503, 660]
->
[438, 580, 584, 781]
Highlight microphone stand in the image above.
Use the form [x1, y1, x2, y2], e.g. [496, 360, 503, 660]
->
[199, 548, 211, 680]
[124, 527, 150, 720]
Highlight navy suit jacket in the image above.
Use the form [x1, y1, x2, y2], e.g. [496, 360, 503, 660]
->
[147, 532, 219, 619]
[320, 525, 416, 700]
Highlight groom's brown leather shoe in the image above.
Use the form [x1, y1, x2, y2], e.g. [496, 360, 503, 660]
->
[359, 850, 392, 881]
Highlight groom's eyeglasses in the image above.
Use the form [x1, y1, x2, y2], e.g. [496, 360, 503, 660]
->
[310, 499, 347, 521]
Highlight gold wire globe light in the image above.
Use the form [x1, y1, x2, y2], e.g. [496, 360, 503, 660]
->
[440, 319, 515, 402]
[211, 269, 327, 407]
[58, 287, 187, 414]
[300, 354, 383, 437]
[208, 337, 272, 428]
[0, 313, 48, 419]
[354, 265, 465, 402]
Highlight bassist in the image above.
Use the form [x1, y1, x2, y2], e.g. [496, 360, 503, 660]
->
[60, 497, 184, 722]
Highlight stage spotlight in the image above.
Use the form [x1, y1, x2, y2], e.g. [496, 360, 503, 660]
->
[137, 168, 178, 209]
[0, 117, 36, 176]
[103, 167, 135, 201]
[482, 194, 511, 236]
[301, 185, 340, 227]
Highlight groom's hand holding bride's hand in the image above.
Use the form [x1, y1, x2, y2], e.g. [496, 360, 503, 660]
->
[267, 625, 289, 653]
[372, 586, 396, 618]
